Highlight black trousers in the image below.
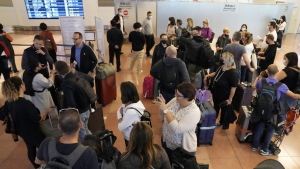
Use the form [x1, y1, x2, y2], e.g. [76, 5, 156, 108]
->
[23, 136, 44, 168]
[145, 34, 155, 56]
[0, 68, 10, 80]
[48, 49, 57, 69]
[109, 45, 121, 69]
[8, 53, 18, 72]
[213, 98, 227, 125]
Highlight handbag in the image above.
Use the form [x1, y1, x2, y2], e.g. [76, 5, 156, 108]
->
[40, 115, 63, 138]
[2, 103, 19, 141]
[44, 31, 53, 48]
[95, 62, 116, 79]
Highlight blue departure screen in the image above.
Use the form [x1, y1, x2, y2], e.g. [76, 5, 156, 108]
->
[24, 0, 84, 19]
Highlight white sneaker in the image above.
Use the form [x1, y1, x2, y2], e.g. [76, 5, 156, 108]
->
[137, 70, 143, 74]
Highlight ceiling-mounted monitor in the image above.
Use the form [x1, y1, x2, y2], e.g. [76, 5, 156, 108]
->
[24, 0, 84, 19]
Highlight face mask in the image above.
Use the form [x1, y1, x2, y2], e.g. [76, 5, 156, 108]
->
[225, 34, 229, 38]
[283, 60, 287, 66]
[161, 40, 167, 44]
[148, 16, 152, 19]
[139, 27, 142, 31]
[168, 21, 170, 24]
[242, 28, 246, 31]
[119, 12, 122, 15]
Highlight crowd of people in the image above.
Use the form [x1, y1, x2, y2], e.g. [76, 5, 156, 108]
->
[0, 10, 296, 169]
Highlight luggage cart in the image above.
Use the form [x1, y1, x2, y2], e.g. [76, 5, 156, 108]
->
[269, 107, 300, 155]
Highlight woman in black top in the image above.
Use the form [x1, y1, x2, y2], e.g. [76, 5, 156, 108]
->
[0, 76, 53, 168]
[275, 52, 299, 121]
[204, 52, 239, 126]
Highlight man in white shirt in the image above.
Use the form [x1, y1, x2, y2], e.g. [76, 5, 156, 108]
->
[113, 8, 127, 54]
[142, 11, 155, 58]
[259, 21, 277, 48]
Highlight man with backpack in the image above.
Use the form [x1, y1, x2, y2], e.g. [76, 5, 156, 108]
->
[252, 64, 300, 155]
[150, 46, 190, 103]
[55, 61, 96, 142]
[180, 26, 214, 82]
[35, 109, 98, 169]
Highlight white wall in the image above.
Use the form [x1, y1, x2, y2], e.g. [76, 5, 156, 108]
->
[137, 2, 157, 37]
[99, 7, 115, 26]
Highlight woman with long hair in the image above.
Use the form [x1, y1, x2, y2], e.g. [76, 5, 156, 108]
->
[166, 17, 176, 37]
[275, 52, 299, 121]
[22, 60, 56, 117]
[240, 32, 254, 82]
[201, 19, 212, 41]
[117, 81, 146, 147]
[186, 18, 194, 32]
[0, 76, 53, 168]
[276, 15, 286, 49]
[204, 52, 239, 127]
[118, 122, 171, 169]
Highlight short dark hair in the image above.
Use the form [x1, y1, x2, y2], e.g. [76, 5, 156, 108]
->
[55, 61, 70, 76]
[59, 109, 81, 135]
[266, 34, 274, 41]
[177, 82, 196, 101]
[285, 52, 298, 68]
[133, 22, 142, 29]
[0, 23, 3, 31]
[147, 11, 152, 15]
[281, 15, 286, 22]
[28, 59, 39, 72]
[34, 35, 44, 41]
[110, 20, 117, 27]
[192, 26, 201, 32]
[120, 81, 140, 104]
[177, 19, 182, 26]
[74, 32, 83, 39]
[160, 33, 167, 38]
[269, 21, 276, 29]
[39, 23, 47, 31]
[118, 8, 122, 11]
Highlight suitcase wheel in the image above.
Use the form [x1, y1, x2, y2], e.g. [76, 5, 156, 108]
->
[273, 148, 281, 155]
[209, 142, 213, 146]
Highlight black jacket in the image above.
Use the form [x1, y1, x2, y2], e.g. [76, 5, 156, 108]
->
[61, 72, 90, 113]
[259, 44, 277, 71]
[216, 35, 231, 52]
[70, 43, 97, 74]
[151, 43, 168, 68]
[107, 27, 124, 48]
[22, 45, 53, 78]
[180, 36, 206, 64]
[113, 14, 125, 32]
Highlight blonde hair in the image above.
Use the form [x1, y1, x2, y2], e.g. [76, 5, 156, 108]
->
[187, 18, 194, 28]
[222, 52, 236, 69]
[203, 19, 209, 27]
[243, 31, 253, 46]
[223, 27, 230, 33]
[2, 76, 22, 101]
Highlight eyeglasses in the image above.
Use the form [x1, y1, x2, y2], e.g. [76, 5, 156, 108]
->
[72, 38, 80, 41]
[59, 108, 79, 113]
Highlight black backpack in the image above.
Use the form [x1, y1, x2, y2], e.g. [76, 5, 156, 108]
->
[127, 107, 152, 127]
[160, 59, 180, 93]
[72, 74, 97, 104]
[197, 40, 214, 69]
[44, 138, 87, 169]
[256, 79, 282, 121]
[172, 147, 199, 169]
[290, 68, 300, 94]
[209, 32, 215, 43]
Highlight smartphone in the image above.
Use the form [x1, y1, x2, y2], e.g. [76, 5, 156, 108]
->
[257, 36, 261, 39]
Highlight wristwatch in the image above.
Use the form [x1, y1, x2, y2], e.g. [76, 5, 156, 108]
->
[163, 109, 169, 114]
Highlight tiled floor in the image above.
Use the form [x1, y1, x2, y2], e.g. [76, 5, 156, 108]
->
[0, 31, 300, 169]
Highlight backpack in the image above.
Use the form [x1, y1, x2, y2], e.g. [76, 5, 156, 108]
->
[290, 68, 300, 94]
[256, 79, 282, 121]
[160, 59, 180, 93]
[0, 35, 11, 57]
[72, 74, 97, 104]
[44, 138, 87, 169]
[172, 147, 199, 169]
[127, 107, 152, 127]
[197, 40, 214, 69]
[209, 31, 215, 43]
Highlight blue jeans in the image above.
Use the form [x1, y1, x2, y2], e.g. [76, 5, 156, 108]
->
[79, 110, 92, 142]
[252, 120, 275, 150]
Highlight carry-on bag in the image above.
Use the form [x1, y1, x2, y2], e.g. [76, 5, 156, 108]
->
[232, 83, 253, 112]
[236, 105, 253, 142]
[95, 62, 117, 106]
[40, 114, 63, 138]
[196, 101, 216, 146]
[143, 75, 154, 99]
[88, 105, 105, 134]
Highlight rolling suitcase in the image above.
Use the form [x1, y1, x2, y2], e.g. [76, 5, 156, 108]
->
[88, 104, 105, 134]
[232, 83, 253, 112]
[95, 63, 117, 106]
[40, 115, 63, 138]
[197, 101, 216, 146]
[143, 75, 154, 99]
[236, 105, 253, 142]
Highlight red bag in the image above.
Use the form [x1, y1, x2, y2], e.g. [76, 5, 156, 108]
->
[0, 36, 11, 57]
[284, 108, 299, 133]
[143, 75, 154, 99]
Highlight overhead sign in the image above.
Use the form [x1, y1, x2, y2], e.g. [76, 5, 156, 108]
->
[220, 4, 239, 13]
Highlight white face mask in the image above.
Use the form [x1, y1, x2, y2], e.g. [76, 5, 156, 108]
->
[148, 16, 152, 19]
[168, 21, 170, 24]
[119, 12, 122, 15]
[242, 28, 246, 31]
[283, 60, 287, 66]
[139, 27, 142, 31]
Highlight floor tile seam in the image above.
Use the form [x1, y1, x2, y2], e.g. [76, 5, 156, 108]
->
[225, 129, 243, 168]
[291, 157, 300, 168]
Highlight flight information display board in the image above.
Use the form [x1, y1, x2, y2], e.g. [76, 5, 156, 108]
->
[24, 0, 84, 19]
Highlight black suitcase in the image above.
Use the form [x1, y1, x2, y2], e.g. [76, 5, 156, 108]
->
[196, 101, 216, 146]
[236, 105, 253, 142]
[88, 104, 105, 134]
[232, 83, 253, 112]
